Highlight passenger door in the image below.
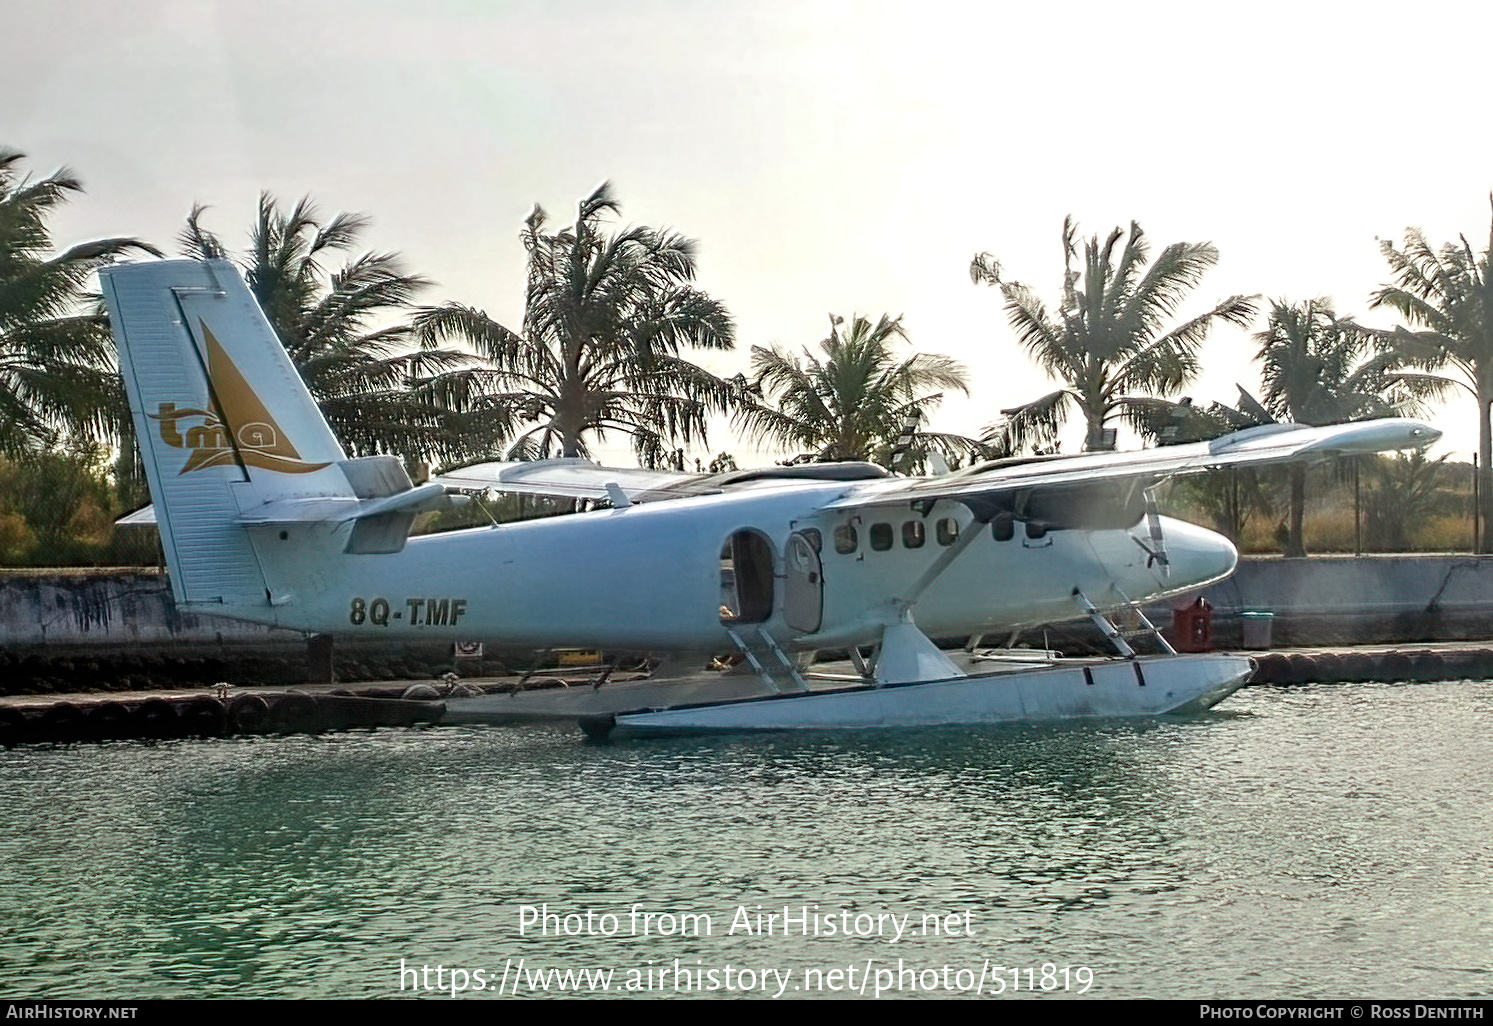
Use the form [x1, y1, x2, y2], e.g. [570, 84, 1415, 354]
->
[784, 530, 824, 634]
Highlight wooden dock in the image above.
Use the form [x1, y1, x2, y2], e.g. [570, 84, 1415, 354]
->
[2, 643, 1491, 746]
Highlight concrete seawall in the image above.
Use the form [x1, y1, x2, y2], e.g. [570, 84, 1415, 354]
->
[0, 569, 474, 692]
[0, 568, 305, 650]
[1177, 554, 1493, 646]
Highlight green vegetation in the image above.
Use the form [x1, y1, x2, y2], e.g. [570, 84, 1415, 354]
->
[971, 218, 1257, 453]
[737, 313, 981, 468]
[179, 194, 468, 464]
[0, 149, 158, 459]
[0, 446, 157, 566]
[1369, 205, 1493, 552]
[1255, 299, 1428, 556]
[1161, 453, 1475, 555]
[415, 183, 737, 467]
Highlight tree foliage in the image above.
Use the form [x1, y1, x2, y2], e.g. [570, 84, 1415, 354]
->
[1369, 204, 1493, 551]
[415, 183, 737, 466]
[1256, 299, 1420, 427]
[972, 218, 1257, 452]
[737, 313, 982, 468]
[180, 194, 464, 462]
[0, 148, 159, 457]
[0, 445, 158, 565]
[1361, 450, 1455, 551]
[1256, 298, 1435, 556]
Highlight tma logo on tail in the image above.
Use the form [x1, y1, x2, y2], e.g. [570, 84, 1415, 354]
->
[150, 321, 330, 476]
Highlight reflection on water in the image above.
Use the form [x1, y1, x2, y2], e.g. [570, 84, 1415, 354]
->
[1, 682, 1490, 999]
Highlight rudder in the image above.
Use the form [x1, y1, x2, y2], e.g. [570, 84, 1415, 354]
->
[103, 258, 352, 611]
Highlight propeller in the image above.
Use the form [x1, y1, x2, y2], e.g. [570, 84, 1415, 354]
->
[1131, 485, 1170, 576]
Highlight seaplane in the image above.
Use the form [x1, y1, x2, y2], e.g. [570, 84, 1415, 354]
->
[103, 258, 1439, 738]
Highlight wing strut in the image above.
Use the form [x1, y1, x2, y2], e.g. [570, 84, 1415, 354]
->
[895, 510, 990, 607]
[869, 509, 998, 686]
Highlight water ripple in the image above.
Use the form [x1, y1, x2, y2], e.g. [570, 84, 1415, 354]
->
[1, 683, 1490, 999]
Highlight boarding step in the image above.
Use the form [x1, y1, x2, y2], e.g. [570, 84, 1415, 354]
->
[725, 624, 808, 693]
[1072, 588, 1176, 658]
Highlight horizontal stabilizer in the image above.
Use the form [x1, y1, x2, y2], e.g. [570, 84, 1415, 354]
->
[237, 482, 449, 525]
[118, 470, 450, 529]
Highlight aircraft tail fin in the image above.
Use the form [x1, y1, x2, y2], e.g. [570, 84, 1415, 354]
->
[101, 258, 409, 610]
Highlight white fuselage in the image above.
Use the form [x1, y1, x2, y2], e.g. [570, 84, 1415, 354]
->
[229, 480, 1237, 652]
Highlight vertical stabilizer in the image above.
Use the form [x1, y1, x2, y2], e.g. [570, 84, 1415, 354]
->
[102, 258, 352, 610]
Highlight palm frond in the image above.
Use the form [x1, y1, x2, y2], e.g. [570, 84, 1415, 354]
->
[740, 315, 975, 464]
[973, 217, 1254, 448]
[176, 194, 464, 460]
[986, 389, 1069, 454]
[0, 151, 160, 457]
[422, 187, 737, 460]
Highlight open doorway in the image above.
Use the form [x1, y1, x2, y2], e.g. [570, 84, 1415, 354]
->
[719, 530, 775, 624]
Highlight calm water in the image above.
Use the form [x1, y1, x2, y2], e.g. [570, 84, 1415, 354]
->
[1, 681, 1490, 1001]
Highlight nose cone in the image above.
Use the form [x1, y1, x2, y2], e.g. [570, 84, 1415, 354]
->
[1163, 518, 1238, 590]
[1087, 517, 1240, 605]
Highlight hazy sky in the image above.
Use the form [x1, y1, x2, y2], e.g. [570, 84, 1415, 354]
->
[8, 0, 1493, 461]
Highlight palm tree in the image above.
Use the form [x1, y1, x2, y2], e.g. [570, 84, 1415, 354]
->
[1255, 298, 1424, 556]
[0, 148, 159, 457]
[971, 218, 1257, 453]
[1361, 450, 1453, 551]
[414, 183, 736, 466]
[737, 312, 982, 468]
[180, 195, 464, 462]
[1368, 206, 1493, 552]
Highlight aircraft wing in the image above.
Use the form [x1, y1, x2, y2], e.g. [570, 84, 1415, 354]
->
[433, 458, 890, 504]
[120, 419, 1437, 524]
[433, 458, 711, 503]
[821, 418, 1441, 513]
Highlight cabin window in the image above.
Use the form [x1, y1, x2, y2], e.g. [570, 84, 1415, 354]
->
[992, 514, 1014, 542]
[936, 518, 959, 546]
[870, 523, 893, 551]
[834, 524, 858, 554]
[800, 528, 822, 552]
[902, 520, 925, 548]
